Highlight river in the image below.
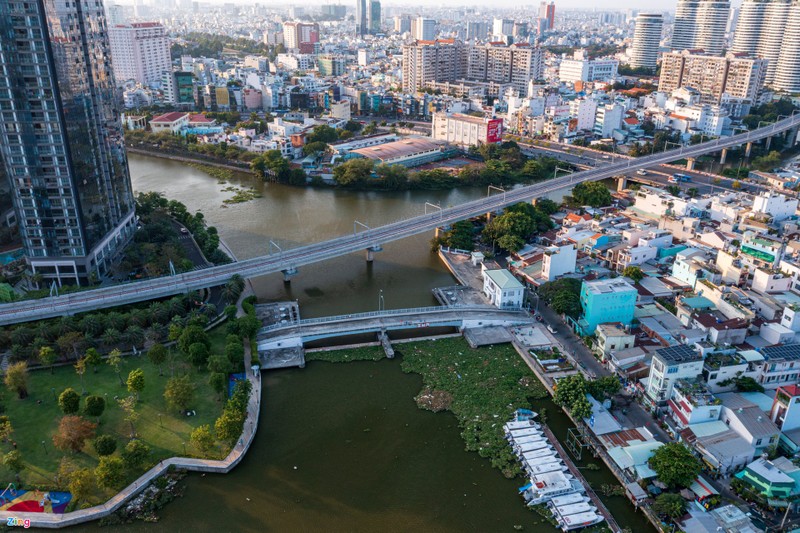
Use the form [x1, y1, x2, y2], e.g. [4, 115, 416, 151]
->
[111, 154, 649, 532]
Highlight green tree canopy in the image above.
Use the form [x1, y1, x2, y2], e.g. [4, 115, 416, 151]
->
[164, 375, 196, 411]
[95, 456, 125, 489]
[571, 182, 612, 207]
[58, 388, 81, 415]
[93, 434, 117, 456]
[333, 158, 374, 187]
[84, 395, 106, 421]
[126, 368, 145, 398]
[622, 266, 644, 283]
[648, 443, 702, 488]
[652, 492, 687, 520]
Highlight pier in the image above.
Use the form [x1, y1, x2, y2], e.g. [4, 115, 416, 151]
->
[539, 425, 622, 533]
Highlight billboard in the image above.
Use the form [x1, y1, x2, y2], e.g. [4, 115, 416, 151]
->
[486, 119, 503, 143]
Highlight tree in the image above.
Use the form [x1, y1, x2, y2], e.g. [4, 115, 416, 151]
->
[178, 325, 209, 354]
[652, 493, 687, 520]
[126, 368, 145, 399]
[164, 375, 195, 411]
[622, 266, 644, 283]
[56, 331, 84, 360]
[214, 410, 245, 444]
[189, 342, 210, 367]
[374, 163, 408, 190]
[118, 395, 139, 437]
[67, 468, 94, 504]
[84, 348, 102, 373]
[333, 158, 373, 187]
[0, 416, 14, 443]
[306, 124, 338, 143]
[207, 355, 232, 374]
[4, 361, 28, 399]
[225, 341, 244, 368]
[236, 314, 261, 339]
[53, 415, 97, 453]
[148, 343, 167, 376]
[74, 357, 87, 395]
[39, 346, 57, 374]
[751, 150, 782, 171]
[648, 443, 702, 488]
[58, 388, 81, 415]
[550, 290, 582, 317]
[209, 372, 227, 399]
[122, 439, 151, 470]
[84, 395, 106, 422]
[571, 181, 612, 207]
[107, 348, 125, 386]
[3, 450, 23, 478]
[302, 140, 328, 156]
[571, 396, 593, 419]
[190, 424, 215, 456]
[95, 456, 126, 490]
[94, 434, 117, 456]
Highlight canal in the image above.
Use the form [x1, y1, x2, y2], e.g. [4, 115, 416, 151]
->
[116, 154, 650, 531]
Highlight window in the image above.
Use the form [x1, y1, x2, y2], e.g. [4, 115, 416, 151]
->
[756, 438, 762, 446]
[667, 367, 678, 374]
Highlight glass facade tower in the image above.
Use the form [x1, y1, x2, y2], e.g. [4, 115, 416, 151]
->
[0, 0, 135, 286]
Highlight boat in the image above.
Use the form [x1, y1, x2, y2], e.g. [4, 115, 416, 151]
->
[547, 493, 589, 508]
[510, 434, 546, 446]
[504, 420, 538, 432]
[557, 511, 604, 531]
[506, 427, 542, 439]
[552, 502, 597, 517]
[517, 448, 557, 462]
[526, 461, 569, 476]
[521, 471, 583, 505]
[514, 408, 537, 421]
[516, 440, 552, 454]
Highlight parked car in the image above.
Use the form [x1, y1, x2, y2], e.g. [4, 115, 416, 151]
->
[636, 169, 647, 176]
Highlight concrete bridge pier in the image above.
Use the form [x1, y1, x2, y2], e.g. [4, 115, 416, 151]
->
[765, 136, 772, 151]
[789, 127, 800, 146]
[686, 158, 696, 171]
[616, 175, 627, 192]
[282, 267, 298, 282]
[745, 142, 753, 158]
[366, 244, 383, 262]
[486, 211, 493, 222]
[720, 148, 728, 165]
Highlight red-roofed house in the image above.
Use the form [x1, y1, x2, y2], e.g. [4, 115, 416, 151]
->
[188, 114, 216, 127]
[150, 112, 189, 133]
[770, 385, 800, 433]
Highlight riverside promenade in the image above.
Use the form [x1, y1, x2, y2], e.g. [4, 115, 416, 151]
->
[0, 292, 261, 529]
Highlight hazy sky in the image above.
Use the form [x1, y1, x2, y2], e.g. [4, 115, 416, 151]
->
[125, 0, 738, 11]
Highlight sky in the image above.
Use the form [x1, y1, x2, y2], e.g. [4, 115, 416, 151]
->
[126, 0, 716, 11]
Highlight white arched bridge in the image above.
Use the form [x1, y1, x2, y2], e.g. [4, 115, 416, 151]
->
[2, 115, 799, 325]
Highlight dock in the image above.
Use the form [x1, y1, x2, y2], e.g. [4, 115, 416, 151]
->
[539, 425, 622, 533]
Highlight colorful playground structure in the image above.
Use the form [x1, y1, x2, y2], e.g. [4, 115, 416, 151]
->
[0, 484, 71, 514]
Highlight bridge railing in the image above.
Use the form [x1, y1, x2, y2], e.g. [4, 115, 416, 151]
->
[257, 304, 508, 334]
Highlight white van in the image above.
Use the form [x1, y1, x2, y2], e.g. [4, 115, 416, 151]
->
[546, 325, 557, 334]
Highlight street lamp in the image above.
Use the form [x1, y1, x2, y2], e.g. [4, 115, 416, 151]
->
[158, 414, 163, 428]
[554, 166, 573, 180]
[424, 201, 442, 220]
[378, 289, 385, 311]
[41, 440, 47, 455]
[182, 441, 187, 455]
[487, 185, 506, 203]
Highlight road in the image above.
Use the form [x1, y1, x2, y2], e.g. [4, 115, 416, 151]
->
[1, 114, 799, 325]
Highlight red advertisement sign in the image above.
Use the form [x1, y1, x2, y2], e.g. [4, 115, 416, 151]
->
[486, 119, 503, 143]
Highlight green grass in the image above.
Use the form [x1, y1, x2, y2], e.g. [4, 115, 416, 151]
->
[0, 328, 230, 503]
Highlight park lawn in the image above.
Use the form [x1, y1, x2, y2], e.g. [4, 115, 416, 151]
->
[0, 332, 229, 503]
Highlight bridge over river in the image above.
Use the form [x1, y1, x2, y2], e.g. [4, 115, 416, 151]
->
[1, 115, 799, 325]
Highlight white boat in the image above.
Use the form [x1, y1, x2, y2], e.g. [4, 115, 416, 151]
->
[552, 502, 597, 518]
[522, 471, 582, 505]
[506, 427, 542, 439]
[511, 434, 546, 446]
[504, 420, 538, 432]
[547, 493, 589, 508]
[517, 448, 557, 461]
[516, 440, 552, 453]
[526, 461, 569, 476]
[557, 511, 604, 531]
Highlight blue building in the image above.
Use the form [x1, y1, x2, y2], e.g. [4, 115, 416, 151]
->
[576, 278, 637, 335]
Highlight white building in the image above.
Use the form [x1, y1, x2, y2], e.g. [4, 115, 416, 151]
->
[559, 51, 619, 83]
[569, 99, 598, 132]
[329, 101, 351, 121]
[752, 190, 798, 222]
[411, 17, 437, 41]
[541, 243, 577, 281]
[645, 344, 704, 406]
[672, 0, 730, 55]
[482, 268, 525, 309]
[108, 23, 171, 87]
[432, 112, 503, 147]
[594, 104, 623, 138]
[629, 13, 663, 72]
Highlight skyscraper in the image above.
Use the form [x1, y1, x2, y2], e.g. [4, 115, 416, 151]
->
[411, 17, 437, 41]
[356, 0, 367, 37]
[368, 0, 381, 34]
[629, 13, 663, 72]
[732, 0, 800, 93]
[672, 0, 730, 55]
[538, 1, 556, 31]
[0, 0, 136, 285]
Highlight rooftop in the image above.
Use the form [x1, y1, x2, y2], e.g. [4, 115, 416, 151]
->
[654, 344, 701, 364]
[350, 137, 443, 162]
[582, 278, 636, 295]
[150, 112, 188, 123]
[484, 269, 524, 290]
[762, 344, 800, 362]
